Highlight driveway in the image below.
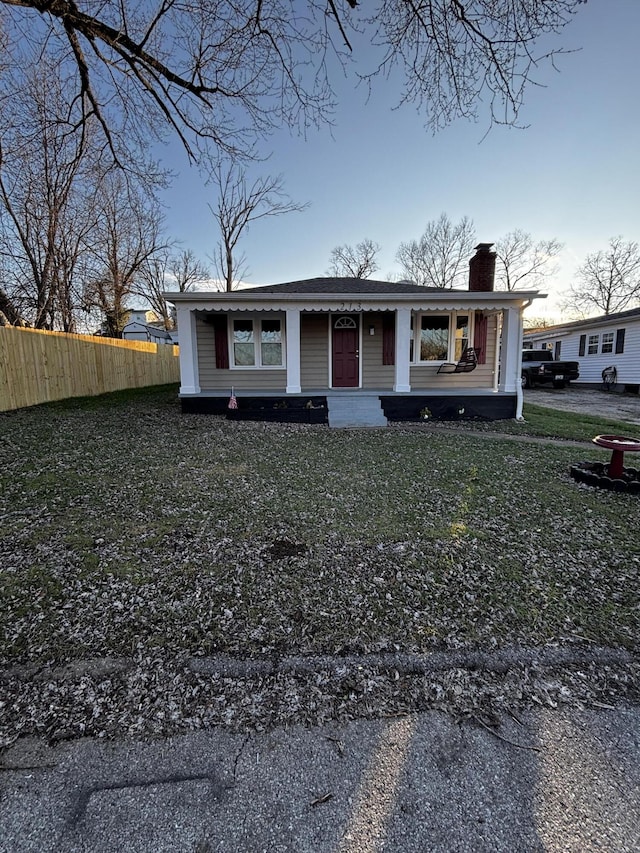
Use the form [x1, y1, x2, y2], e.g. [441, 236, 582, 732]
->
[3, 707, 640, 852]
[526, 386, 640, 427]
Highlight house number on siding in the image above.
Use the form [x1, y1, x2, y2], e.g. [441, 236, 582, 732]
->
[338, 301, 362, 312]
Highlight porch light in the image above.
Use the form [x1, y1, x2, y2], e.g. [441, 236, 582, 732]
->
[369, 325, 375, 335]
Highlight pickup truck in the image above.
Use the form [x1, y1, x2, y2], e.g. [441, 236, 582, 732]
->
[521, 350, 580, 389]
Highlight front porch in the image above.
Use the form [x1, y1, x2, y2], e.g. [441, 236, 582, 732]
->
[181, 306, 513, 393]
[180, 387, 518, 423]
[167, 274, 540, 422]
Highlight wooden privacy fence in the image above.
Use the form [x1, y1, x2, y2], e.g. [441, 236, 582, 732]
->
[0, 325, 180, 412]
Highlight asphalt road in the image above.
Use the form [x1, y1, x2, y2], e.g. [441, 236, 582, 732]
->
[2, 707, 640, 853]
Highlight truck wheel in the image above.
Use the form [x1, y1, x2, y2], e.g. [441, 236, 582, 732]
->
[522, 373, 534, 389]
[552, 380, 566, 389]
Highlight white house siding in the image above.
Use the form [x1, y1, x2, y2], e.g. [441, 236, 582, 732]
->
[524, 314, 640, 389]
[300, 314, 329, 389]
[614, 323, 640, 388]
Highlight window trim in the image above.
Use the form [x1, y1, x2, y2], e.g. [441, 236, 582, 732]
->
[587, 333, 599, 355]
[229, 314, 286, 369]
[412, 311, 473, 365]
[601, 331, 614, 354]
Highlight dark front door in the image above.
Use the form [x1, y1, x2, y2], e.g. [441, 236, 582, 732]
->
[332, 316, 359, 387]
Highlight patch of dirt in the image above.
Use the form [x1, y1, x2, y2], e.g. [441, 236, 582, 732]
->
[526, 387, 640, 427]
[263, 539, 308, 561]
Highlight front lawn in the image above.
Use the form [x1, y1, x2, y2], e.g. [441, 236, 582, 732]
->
[1, 385, 638, 666]
[1, 386, 638, 742]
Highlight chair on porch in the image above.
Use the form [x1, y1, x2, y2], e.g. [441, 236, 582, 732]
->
[437, 346, 478, 374]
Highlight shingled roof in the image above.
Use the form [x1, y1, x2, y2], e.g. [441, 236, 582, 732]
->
[238, 277, 444, 295]
[524, 305, 640, 335]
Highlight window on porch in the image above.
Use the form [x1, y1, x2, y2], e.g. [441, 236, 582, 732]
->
[414, 312, 471, 363]
[232, 317, 284, 367]
[419, 315, 449, 360]
[454, 314, 470, 360]
[261, 319, 283, 365]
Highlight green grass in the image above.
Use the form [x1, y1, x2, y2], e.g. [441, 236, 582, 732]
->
[447, 402, 639, 442]
[0, 386, 638, 667]
[521, 403, 639, 441]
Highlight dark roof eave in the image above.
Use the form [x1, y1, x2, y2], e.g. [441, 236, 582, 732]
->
[164, 290, 542, 305]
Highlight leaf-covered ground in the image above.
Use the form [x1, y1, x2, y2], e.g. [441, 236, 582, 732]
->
[1, 386, 638, 744]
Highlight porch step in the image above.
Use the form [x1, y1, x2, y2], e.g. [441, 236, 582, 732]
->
[326, 394, 388, 428]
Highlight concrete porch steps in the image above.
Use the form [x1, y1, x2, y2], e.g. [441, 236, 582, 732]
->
[326, 393, 388, 428]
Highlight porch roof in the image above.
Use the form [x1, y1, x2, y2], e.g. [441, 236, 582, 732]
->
[165, 277, 543, 313]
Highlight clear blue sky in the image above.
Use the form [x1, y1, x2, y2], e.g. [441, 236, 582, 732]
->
[159, 0, 640, 323]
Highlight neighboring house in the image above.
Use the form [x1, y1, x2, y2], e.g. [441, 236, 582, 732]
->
[122, 320, 174, 345]
[122, 310, 174, 345]
[166, 244, 543, 422]
[523, 307, 640, 393]
[128, 309, 160, 324]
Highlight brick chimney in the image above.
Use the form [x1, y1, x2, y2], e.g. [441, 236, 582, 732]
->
[468, 243, 496, 292]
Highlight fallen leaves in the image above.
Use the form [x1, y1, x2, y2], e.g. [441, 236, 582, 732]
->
[0, 388, 638, 745]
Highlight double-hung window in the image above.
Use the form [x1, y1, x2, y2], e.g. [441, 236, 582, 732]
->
[231, 317, 283, 367]
[587, 334, 599, 355]
[454, 314, 470, 361]
[601, 331, 614, 354]
[414, 313, 471, 363]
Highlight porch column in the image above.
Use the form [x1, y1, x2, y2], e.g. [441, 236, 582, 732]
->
[394, 308, 412, 392]
[285, 308, 301, 393]
[499, 306, 524, 417]
[176, 307, 200, 394]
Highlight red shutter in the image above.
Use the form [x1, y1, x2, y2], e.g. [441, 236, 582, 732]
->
[213, 316, 229, 369]
[382, 313, 395, 365]
[473, 312, 488, 364]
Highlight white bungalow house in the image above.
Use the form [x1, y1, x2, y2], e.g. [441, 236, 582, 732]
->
[523, 306, 640, 393]
[166, 244, 543, 424]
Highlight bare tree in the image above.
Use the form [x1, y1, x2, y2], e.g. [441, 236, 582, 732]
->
[495, 230, 563, 291]
[523, 315, 559, 330]
[137, 248, 210, 329]
[0, 287, 24, 325]
[0, 64, 94, 329]
[210, 159, 307, 291]
[396, 213, 476, 288]
[327, 239, 381, 278]
[83, 174, 168, 336]
[0, 2, 586, 163]
[169, 249, 210, 293]
[562, 237, 640, 317]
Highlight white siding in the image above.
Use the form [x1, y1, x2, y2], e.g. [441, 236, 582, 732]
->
[525, 317, 640, 387]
